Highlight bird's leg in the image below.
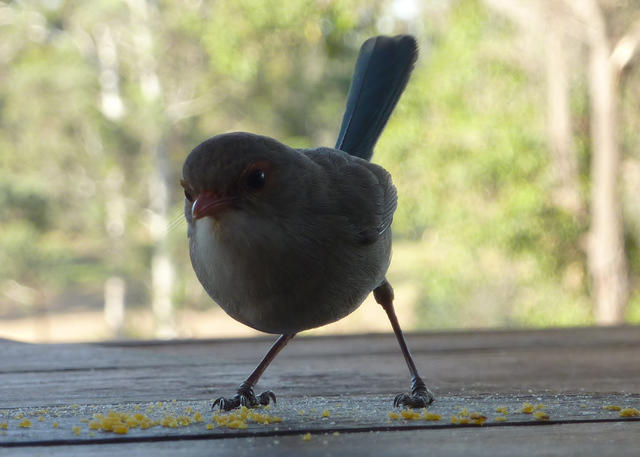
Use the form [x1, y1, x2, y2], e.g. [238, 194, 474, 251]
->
[374, 279, 434, 408]
[212, 333, 295, 411]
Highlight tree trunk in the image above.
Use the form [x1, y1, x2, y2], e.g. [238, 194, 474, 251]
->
[482, 0, 583, 217]
[103, 169, 127, 336]
[544, 16, 583, 216]
[96, 25, 127, 336]
[148, 141, 176, 338]
[582, 0, 628, 325]
[126, 0, 176, 337]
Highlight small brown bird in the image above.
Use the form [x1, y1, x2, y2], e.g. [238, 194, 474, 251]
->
[181, 35, 433, 411]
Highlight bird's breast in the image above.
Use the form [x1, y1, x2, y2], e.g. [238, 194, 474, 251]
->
[189, 213, 390, 334]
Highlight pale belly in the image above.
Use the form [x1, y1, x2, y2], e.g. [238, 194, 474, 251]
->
[189, 217, 386, 334]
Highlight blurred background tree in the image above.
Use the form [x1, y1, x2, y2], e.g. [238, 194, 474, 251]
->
[0, 0, 639, 342]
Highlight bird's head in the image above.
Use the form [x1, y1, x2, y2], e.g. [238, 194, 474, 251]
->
[181, 132, 301, 230]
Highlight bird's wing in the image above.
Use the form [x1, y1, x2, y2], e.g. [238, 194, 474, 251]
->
[303, 148, 397, 245]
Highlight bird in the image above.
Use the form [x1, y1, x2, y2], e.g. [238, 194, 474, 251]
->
[180, 34, 434, 411]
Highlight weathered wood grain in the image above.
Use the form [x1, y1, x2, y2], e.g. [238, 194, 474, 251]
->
[6, 422, 640, 457]
[1, 326, 639, 455]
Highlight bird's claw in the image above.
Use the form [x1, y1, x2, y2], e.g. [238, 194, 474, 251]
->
[393, 376, 435, 409]
[212, 395, 238, 411]
[393, 392, 434, 408]
[257, 390, 277, 406]
[212, 383, 277, 411]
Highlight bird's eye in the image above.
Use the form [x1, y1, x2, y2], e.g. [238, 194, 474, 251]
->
[246, 169, 266, 190]
[180, 179, 194, 201]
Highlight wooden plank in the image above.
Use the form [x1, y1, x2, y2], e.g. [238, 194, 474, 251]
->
[1, 393, 639, 444]
[1, 327, 639, 453]
[4, 422, 640, 457]
[2, 327, 639, 407]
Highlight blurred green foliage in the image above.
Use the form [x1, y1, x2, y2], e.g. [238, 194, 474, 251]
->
[1, 0, 639, 330]
[378, 1, 592, 328]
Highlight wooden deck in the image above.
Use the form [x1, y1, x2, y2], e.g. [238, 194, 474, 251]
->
[1, 326, 639, 456]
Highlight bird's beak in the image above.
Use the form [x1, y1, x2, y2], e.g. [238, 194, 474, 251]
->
[192, 191, 236, 220]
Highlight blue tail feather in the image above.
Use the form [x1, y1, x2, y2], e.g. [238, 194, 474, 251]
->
[335, 35, 418, 161]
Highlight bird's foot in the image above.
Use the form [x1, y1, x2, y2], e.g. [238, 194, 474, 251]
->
[393, 376, 435, 408]
[212, 381, 277, 411]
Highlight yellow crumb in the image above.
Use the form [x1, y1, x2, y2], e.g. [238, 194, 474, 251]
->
[495, 406, 509, 414]
[535, 404, 546, 410]
[521, 402, 534, 414]
[0, 422, 8, 429]
[176, 415, 191, 427]
[298, 410, 305, 416]
[533, 411, 550, 421]
[210, 405, 283, 429]
[322, 409, 330, 418]
[53, 422, 59, 428]
[72, 426, 82, 435]
[388, 411, 402, 420]
[495, 416, 507, 422]
[302, 432, 312, 441]
[19, 419, 31, 428]
[603, 405, 622, 411]
[470, 412, 487, 425]
[422, 412, 442, 421]
[161, 416, 178, 428]
[62, 404, 285, 435]
[450, 415, 470, 425]
[112, 424, 129, 434]
[332, 431, 340, 436]
[401, 409, 421, 420]
[619, 408, 640, 417]
[226, 420, 247, 429]
[450, 408, 484, 425]
[15, 413, 24, 419]
[38, 416, 45, 422]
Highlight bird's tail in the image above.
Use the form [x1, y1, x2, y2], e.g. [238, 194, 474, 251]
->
[335, 35, 418, 161]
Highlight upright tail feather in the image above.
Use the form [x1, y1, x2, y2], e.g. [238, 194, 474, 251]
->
[335, 35, 418, 161]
